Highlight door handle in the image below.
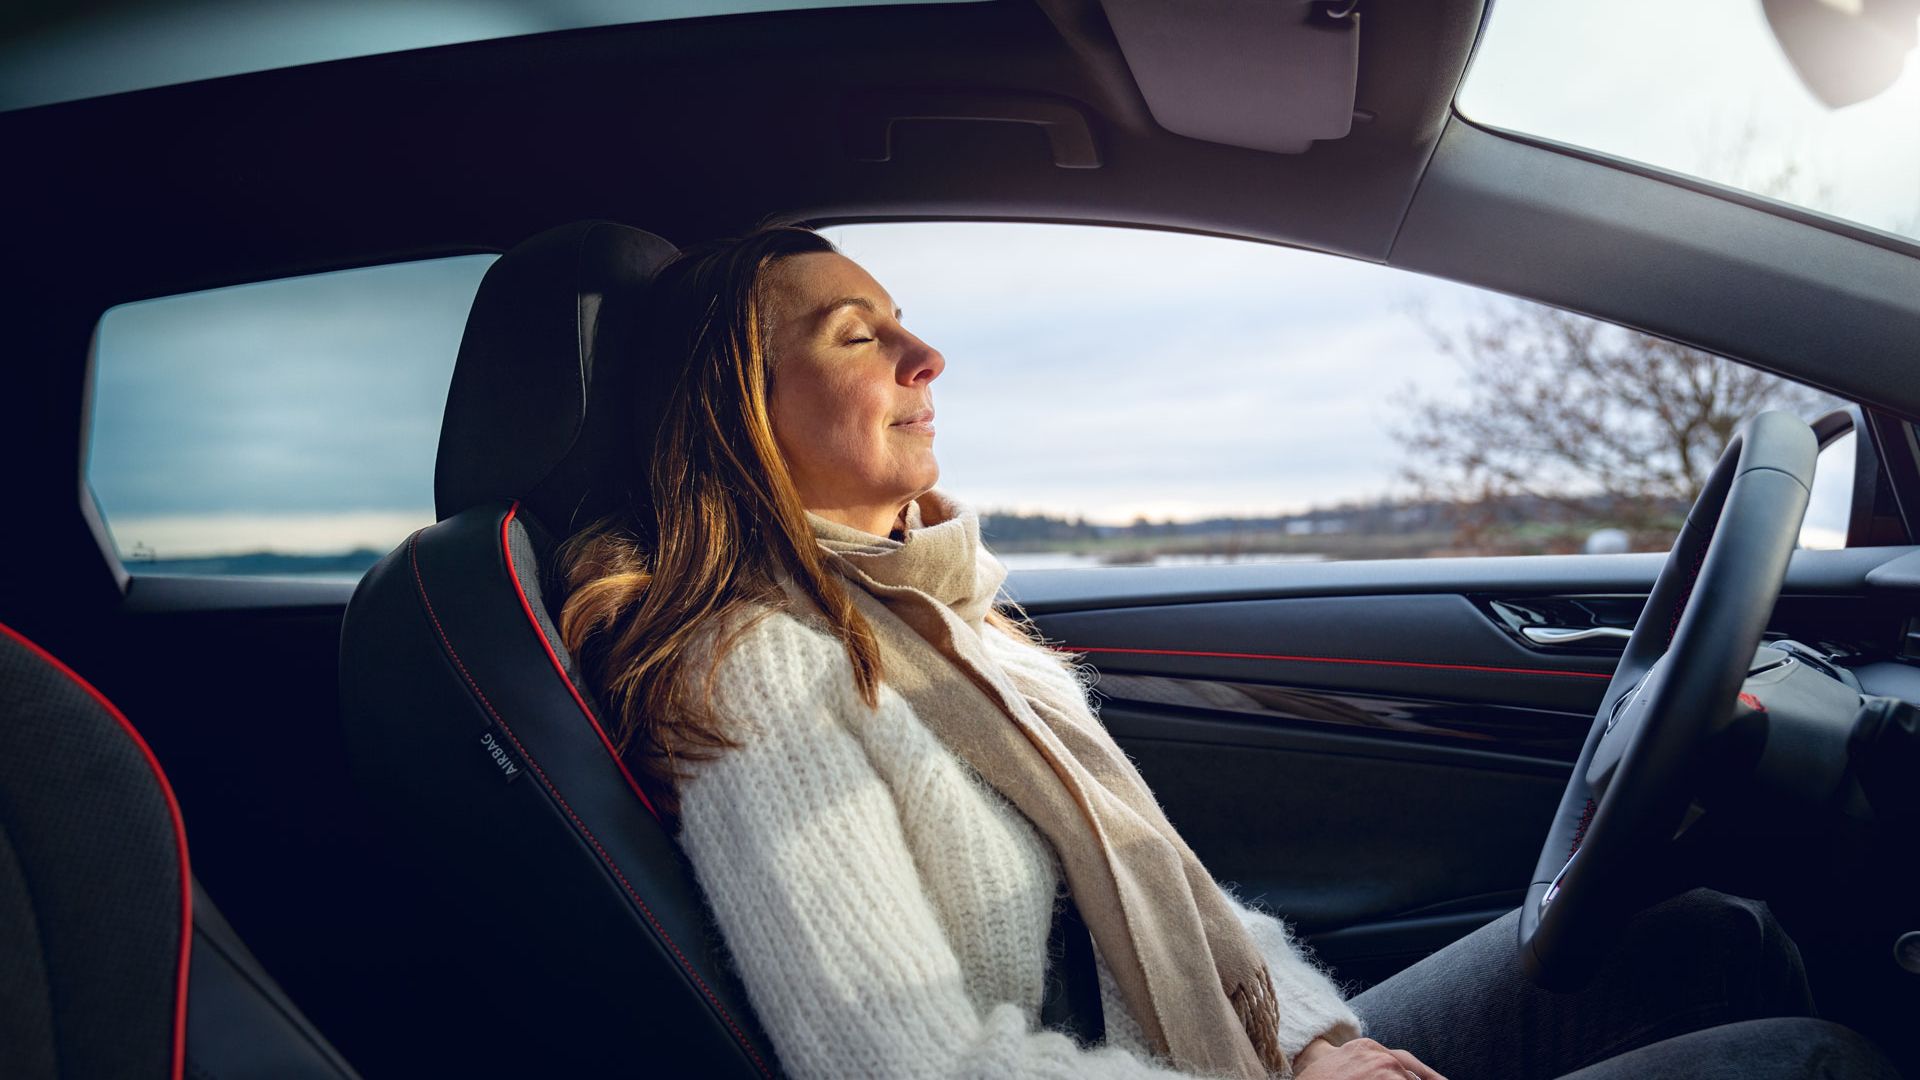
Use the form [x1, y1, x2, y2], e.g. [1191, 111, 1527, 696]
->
[1521, 626, 1632, 646]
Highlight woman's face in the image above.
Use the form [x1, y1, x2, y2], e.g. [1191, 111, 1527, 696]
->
[763, 252, 945, 535]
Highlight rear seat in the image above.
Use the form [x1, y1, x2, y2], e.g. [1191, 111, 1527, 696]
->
[0, 620, 362, 1080]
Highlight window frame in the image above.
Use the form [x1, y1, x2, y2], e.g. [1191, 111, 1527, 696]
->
[74, 220, 1920, 593]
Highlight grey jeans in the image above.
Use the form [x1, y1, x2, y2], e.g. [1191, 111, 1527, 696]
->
[1347, 888, 1900, 1079]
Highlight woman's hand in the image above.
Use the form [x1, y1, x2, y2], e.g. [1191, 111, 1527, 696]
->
[1292, 1036, 1448, 1080]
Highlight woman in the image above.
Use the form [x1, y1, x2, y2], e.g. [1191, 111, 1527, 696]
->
[555, 223, 1889, 1080]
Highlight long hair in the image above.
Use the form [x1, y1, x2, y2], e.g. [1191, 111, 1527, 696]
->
[555, 222, 1049, 819]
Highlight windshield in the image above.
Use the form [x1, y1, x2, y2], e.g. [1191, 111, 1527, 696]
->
[1458, 0, 1920, 246]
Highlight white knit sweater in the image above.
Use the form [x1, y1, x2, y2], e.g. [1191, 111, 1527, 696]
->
[675, 607, 1363, 1080]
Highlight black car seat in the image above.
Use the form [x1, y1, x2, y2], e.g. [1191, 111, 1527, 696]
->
[0, 620, 363, 1080]
[337, 221, 780, 1077]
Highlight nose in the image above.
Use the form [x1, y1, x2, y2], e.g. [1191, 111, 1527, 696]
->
[899, 332, 944, 385]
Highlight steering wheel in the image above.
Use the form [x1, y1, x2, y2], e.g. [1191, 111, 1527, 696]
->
[1518, 410, 1819, 990]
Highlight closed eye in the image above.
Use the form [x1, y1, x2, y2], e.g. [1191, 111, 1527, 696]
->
[843, 336, 874, 345]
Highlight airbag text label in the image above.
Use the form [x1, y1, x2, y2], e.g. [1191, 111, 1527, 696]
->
[480, 729, 522, 783]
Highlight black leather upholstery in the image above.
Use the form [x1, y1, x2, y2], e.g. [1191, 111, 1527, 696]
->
[186, 878, 364, 1079]
[0, 622, 360, 1080]
[340, 222, 781, 1077]
[435, 219, 681, 534]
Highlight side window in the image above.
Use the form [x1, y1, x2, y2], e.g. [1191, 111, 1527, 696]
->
[818, 222, 1850, 567]
[86, 255, 496, 578]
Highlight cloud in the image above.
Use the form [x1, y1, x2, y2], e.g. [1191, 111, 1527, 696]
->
[1458, 0, 1920, 238]
[822, 222, 1488, 522]
[87, 255, 494, 544]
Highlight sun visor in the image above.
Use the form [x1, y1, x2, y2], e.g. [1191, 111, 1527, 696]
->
[1098, 0, 1360, 153]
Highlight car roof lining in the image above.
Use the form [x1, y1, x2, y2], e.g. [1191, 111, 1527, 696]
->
[4, 0, 1482, 293]
[7, 0, 1920, 610]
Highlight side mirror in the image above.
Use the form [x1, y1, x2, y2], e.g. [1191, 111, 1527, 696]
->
[1762, 0, 1920, 108]
[1808, 405, 1911, 547]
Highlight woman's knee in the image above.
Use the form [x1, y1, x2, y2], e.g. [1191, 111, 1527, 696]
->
[1625, 888, 1813, 1018]
[1560, 1017, 1900, 1080]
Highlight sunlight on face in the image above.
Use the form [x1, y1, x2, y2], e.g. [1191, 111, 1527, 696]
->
[763, 252, 946, 536]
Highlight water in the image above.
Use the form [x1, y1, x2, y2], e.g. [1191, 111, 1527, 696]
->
[995, 550, 1329, 571]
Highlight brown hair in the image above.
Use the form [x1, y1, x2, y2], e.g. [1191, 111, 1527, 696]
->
[555, 222, 1046, 819]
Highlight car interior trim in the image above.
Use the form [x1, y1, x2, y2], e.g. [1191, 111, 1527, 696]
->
[1392, 118, 1920, 421]
[1006, 546, 1920, 615]
[1439, 111, 1920, 263]
[1087, 670, 1591, 761]
[1065, 644, 1614, 681]
[498, 499, 662, 822]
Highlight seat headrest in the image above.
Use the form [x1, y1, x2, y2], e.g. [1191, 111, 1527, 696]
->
[434, 220, 680, 531]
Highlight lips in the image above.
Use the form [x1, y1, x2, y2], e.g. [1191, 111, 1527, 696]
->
[893, 408, 935, 426]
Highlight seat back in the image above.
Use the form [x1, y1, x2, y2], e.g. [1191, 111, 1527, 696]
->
[338, 221, 778, 1077]
[1, 621, 362, 1080]
[0, 621, 191, 1079]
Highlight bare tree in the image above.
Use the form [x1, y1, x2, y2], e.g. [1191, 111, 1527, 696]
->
[1396, 131, 1847, 554]
[1394, 306, 1839, 552]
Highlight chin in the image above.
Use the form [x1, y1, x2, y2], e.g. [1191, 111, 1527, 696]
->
[888, 457, 938, 494]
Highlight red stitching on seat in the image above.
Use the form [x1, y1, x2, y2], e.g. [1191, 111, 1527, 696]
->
[498, 501, 661, 821]
[0, 620, 191, 1080]
[407, 532, 772, 1078]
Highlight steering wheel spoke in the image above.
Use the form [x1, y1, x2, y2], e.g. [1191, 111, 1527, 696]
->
[1584, 657, 1668, 794]
[1518, 411, 1817, 991]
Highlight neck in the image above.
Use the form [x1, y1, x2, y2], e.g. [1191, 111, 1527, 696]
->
[807, 500, 911, 539]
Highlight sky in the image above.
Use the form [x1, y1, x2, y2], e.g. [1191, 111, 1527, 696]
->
[88, 256, 493, 557]
[1460, 0, 1920, 241]
[87, 222, 1854, 558]
[816, 222, 1509, 522]
[88, 227, 1497, 556]
[69, 0, 1911, 558]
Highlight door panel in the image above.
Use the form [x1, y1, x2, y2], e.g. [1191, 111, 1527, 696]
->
[1036, 593, 1617, 715]
[1029, 590, 1593, 988]
[1103, 704, 1565, 987]
[1021, 546, 1920, 987]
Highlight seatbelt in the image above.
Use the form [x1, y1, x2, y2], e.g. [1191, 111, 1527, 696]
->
[1038, 890, 1106, 1044]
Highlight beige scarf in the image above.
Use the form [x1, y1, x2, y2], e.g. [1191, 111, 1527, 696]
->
[779, 489, 1288, 1079]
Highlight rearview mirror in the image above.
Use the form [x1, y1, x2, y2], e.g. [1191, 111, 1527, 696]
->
[1762, 0, 1920, 108]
